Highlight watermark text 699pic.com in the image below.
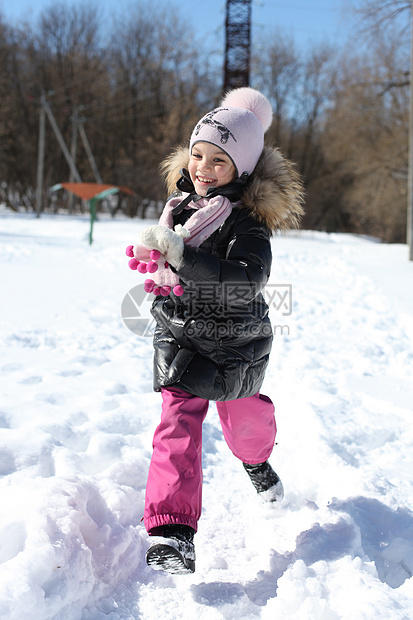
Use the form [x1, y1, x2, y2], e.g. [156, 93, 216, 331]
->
[121, 282, 293, 337]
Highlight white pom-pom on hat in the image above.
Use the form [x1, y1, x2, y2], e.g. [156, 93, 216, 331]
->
[221, 87, 273, 133]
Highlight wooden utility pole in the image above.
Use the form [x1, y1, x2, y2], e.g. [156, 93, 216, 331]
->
[35, 95, 82, 215]
[43, 101, 82, 183]
[78, 120, 103, 184]
[68, 106, 79, 213]
[35, 98, 103, 215]
[35, 93, 46, 217]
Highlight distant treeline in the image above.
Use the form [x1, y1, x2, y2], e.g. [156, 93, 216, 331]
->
[0, 0, 410, 241]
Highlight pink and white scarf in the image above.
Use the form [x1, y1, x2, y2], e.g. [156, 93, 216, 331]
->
[130, 193, 233, 296]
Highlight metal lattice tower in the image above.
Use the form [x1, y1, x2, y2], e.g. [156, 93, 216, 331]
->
[223, 0, 252, 92]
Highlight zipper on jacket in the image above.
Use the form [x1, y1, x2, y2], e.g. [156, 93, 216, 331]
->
[225, 237, 236, 259]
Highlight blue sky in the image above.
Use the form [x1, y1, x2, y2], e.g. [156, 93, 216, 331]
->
[1, 0, 355, 52]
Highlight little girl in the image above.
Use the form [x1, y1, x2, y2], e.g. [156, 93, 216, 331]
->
[130, 87, 304, 574]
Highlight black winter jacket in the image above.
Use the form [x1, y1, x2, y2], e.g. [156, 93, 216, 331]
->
[150, 145, 304, 401]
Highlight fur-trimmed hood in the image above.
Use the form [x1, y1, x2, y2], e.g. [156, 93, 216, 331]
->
[160, 145, 305, 232]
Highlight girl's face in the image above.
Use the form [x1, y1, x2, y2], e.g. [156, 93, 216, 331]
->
[188, 142, 236, 196]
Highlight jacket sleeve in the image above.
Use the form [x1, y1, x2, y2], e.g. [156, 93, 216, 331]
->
[175, 210, 272, 306]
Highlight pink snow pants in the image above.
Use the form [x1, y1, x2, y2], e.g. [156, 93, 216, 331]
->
[144, 387, 276, 533]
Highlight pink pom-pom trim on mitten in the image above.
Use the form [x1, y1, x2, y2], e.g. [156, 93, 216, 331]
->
[173, 285, 184, 296]
[147, 261, 158, 273]
[144, 280, 183, 296]
[150, 249, 161, 261]
[126, 243, 184, 297]
[144, 279, 155, 293]
[128, 258, 139, 270]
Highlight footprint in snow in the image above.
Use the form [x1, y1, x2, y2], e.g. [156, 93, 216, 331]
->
[0, 413, 10, 428]
[19, 375, 43, 385]
[105, 383, 128, 396]
[75, 356, 108, 367]
[1, 363, 24, 372]
[60, 369, 83, 377]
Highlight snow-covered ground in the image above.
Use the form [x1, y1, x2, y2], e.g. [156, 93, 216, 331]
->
[1, 209, 413, 619]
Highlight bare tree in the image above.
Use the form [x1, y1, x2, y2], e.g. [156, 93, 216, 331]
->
[254, 35, 342, 232]
[348, 0, 411, 248]
[253, 32, 301, 147]
[322, 28, 409, 241]
[32, 2, 107, 189]
[103, 2, 220, 207]
[252, 15, 409, 241]
[0, 1, 223, 215]
[0, 15, 40, 207]
[352, 0, 411, 30]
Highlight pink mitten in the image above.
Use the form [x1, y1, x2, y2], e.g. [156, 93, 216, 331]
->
[125, 245, 184, 297]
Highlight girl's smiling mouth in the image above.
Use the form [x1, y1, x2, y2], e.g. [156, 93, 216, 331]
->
[196, 174, 215, 185]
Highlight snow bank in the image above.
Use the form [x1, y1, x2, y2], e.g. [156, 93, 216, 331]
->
[0, 211, 412, 619]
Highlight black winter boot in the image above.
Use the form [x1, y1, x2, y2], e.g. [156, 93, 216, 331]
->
[146, 524, 196, 574]
[243, 461, 284, 502]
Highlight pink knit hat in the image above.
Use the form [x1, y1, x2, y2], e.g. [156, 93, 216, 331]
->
[189, 87, 273, 178]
